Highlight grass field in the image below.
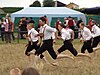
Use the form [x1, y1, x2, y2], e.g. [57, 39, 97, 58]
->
[0, 39, 100, 75]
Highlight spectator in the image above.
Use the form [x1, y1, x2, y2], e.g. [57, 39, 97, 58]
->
[67, 16, 75, 31]
[10, 68, 21, 75]
[29, 17, 35, 24]
[26, 17, 29, 23]
[19, 17, 28, 39]
[0, 18, 5, 41]
[22, 67, 40, 75]
[4, 14, 11, 43]
[18, 19, 23, 38]
[76, 17, 83, 38]
[9, 18, 15, 41]
[77, 17, 83, 28]
[64, 17, 68, 26]
[55, 18, 61, 36]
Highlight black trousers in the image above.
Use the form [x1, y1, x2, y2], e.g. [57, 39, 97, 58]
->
[35, 39, 57, 59]
[81, 39, 93, 53]
[25, 41, 44, 59]
[0, 28, 5, 41]
[58, 40, 78, 56]
[5, 32, 11, 43]
[69, 26, 75, 31]
[11, 32, 15, 41]
[92, 36, 100, 48]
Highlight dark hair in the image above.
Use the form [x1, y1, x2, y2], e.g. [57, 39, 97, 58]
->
[30, 17, 33, 19]
[44, 15, 47, 18]
[26, 17, 28, 20]
[22, 67, 40, 75]
[40, 17, 46, 24]
[68, 16, 72, 18]
[59, 23, 66, 28]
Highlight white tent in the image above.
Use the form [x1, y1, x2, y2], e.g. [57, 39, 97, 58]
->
[11, 7, 86, 24]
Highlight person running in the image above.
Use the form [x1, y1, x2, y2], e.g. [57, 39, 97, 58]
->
[24, 23, 49, 65]
[90, 20, 100, 50]
[57, 23, 91, 59]
[79, 22, 95, 55]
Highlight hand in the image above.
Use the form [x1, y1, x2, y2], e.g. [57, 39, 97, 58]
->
[71, 38, 74, 41]
[82, 40, 86, 42]
[57, 36, 61, 39]
[23, 34, 26, 38]
[80, 39, 86, 42]
[39, 33, 44, 37]
[37, 42, 41, 46]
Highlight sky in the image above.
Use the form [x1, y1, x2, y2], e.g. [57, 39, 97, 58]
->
[0, 0, 100, 8]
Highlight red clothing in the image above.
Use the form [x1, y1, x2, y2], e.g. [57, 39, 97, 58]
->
[68, 20, 74, 27]
[88, 19, 93, 31]
[56, 21, 60, 29]
[88, 19, 92, 26]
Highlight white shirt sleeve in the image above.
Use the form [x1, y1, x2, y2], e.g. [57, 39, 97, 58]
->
[31, 29, 38, 35]
[52, 32, 55, 39]
[46, 26, 57, 32]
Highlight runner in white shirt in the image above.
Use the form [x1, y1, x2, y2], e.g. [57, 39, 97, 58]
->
[65, 26, 74, 41]
[90, 20, 100, 50]
[24, 23, 49, 65]
[57, 23, 90, 59]
[79, 22, 94, 55]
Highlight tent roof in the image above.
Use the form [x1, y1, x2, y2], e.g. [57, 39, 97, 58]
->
[11, 7, 86, 24]
[12, 7, 84, 15]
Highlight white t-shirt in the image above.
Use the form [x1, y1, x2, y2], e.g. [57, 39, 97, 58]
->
[61, 28, 71, 40]
[28, 30, 31, 41]
[30, 28, 38, 42]
[80, 27, 92, 41]
[91, 25, 100, 38]
[40, 24, 57, 40]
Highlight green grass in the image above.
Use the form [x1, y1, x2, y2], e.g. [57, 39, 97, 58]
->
[0, 39, 100, 75]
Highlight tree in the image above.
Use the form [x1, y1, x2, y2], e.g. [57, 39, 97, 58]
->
[29, 0, 41, 7]
[43, 0, 55, 7]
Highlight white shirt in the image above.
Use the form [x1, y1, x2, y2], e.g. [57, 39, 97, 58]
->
[91, 25, 100, 38]
[30, 28, 38, 42]
[66, 28, 73, 35]
[28, 30, 31, 41]
[80, 27, 92, 41]
[52, 32, 55, 39]
[40, 24, 57, 40]
[61, 28, 71, 41]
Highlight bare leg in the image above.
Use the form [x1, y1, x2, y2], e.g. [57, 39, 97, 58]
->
[42, 57, 50, 65]
[51, 54, 74, 66]
[34, 55, 40, 67]
[28, 56, 33, 66]
[93, 46, 100, 52]
[57, 54, 74, 60]
[51, 59, 59, 66]
[28, 50, 35, 55]
[76, 53, 91, 59]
